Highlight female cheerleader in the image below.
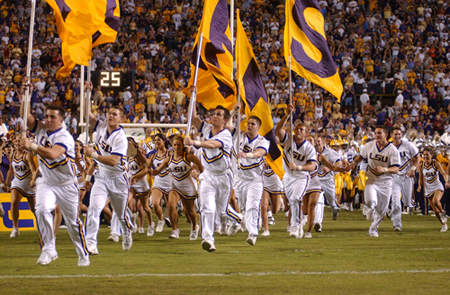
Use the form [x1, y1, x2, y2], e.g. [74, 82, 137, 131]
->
[74, 140, 91, 212]
[151, 135, 203, 240]
[417, 147, 448, 232]
[261, 160, 283, 237]
[4, 135, 38, 238]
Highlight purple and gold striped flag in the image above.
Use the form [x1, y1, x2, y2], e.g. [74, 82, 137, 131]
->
[284, 0, 343, 101]
[236, 12, 284, 179]
[184, 0, 236, 110]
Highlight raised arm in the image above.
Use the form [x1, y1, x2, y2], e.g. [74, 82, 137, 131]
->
[20, 99, 36, 131]
[275, 105, 294, 143]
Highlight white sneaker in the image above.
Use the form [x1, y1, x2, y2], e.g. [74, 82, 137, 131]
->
[138, 227, 144, 234]
[10, 228, 20, 238]
[240, 214, 247, 232]
[286, 225, 291, 232]
[122, 233, 133, 251]
[297, 225, 304, 239]
[169, 229, 180, 239]
[246, 235, 257, 246]
[441, 224, 448, 232]
[268, 216, 275, 225]
[368, 230, 379, 237]
[37, 250, 58, 265]
[132, 214, 138, 233]
[394, 226, 402, 232]
[219, 226, 227, 235]
[78, 256, 90, 267]
[147, 222, 155, 236]
[289, 226, 299, 238]
[164, 217, 172, 228]
[342, 203, 349, 211]
[227, 223, 241, 236]
[440, 212, 448, 224]
[201, 239, 216, 252]
[332, 208, 340, 220]
[349, 202, 354, 212]
[304, 232, 312, 238]
[108, 233, 119, 243]
[366, 209, 374, 221]
[189, 225, 199, 241]
[87, 243, 99, 255]
[261, 230, 270, 237]
[313, 223, 322, 232]
[285, 211, 289, 218]
[156, 220, 165, 232]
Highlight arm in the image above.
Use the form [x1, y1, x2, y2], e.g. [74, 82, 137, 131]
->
[130, 165, 148, 184]
[185, 137, 224, 149]
[408, 155, 420, 177]
[20, 138, 66, 161]
[236, 147, 267, 159]
[290, 160, 317, 172]
[320, 155, 347, 173]
[417, 164, 423, 192]
[86, 82, 97, 127]
[189, 87, 202, 131]
[3, 154, 13, 188]
[27, 152, 38, 188]
[435, 161, 448, 186]
[275, 104, 294, 143]
[19, 99, 36, 131]
[150, 156, 170, 175]
[186, 152, 204, 173]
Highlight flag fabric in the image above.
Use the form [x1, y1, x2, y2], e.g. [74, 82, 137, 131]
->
[47, 0, 120, 79]
[284, 0, 343, 101]
[184, 0, 236, 110]
[236, 11, 284, 179]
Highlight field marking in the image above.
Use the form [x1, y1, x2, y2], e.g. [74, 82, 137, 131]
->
[1, 269, 450, 279]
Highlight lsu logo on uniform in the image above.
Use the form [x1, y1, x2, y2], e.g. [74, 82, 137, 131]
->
[243, 146, 253, 153]
[174, 166, 188, 173]
[293, 152, 305, 162]
[369, 153, 388, 163]
[425, 171, 437, 178]
[399, 151, 407, 158]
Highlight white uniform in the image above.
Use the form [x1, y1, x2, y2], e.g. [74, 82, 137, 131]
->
[232, 130, 270, 237]
[306, 153, 322, 194]
[391, 140, 419, 228]
[263, 166, 284, 195]
[421, 160, 444, 198]
[75, 155, 87, 190]
[128, 157, 150, 196]
[86, 121, 133, 248]
[280, 133, 317, 228]
[152, 150, 173, 195]
[198, 122, 241, 243]
[169, 153, 197, 199]
[11, 151, 35, 197]
[31, 122, 88, 261]
[360, 141, 400, 234]
[318, 146, 341, 210]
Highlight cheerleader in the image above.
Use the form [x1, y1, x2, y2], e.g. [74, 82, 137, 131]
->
[261, 160, 283, 236]
[151, 135, 203, 240]
[129, 156, 154, 236]
[145, 133, 173, 233]
[4, 136, 38, 238]
[417, 147, 448, 232]
[74, 140, 91, 213]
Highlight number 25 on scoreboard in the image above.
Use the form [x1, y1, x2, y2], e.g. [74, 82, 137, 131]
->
[100, 71, 121, 87]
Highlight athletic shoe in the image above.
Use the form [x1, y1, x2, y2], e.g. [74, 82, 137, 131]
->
[0, 203, 4, 217]
[314, 223, 322, 232]
[386, 209, 392, 220]
[246, 235, 257, 246]
[201, 239, 216, 252]
[108, 233, 119, 243]
[59, 225, 67, 229]
[285, 211, 289, 218]
[440, 212, 448, 224]
[286, 225, 291, 232]
[37, 250, 58, 265]
[441, 224, 448, 232]
[147, 222, 155, 236]
[122, 233, 133, 251]
[261, 230, 270, 237]
[401, 211, 408, 215]
[342, 203, 349, 211]
[332, 208, 340, 220]
[87, 243, 99, 255]
[297, 225, 304, 239]
[156, 220, 165, 232]
[189, 225, 199, 241]
[138, 227, 144, 234]
[132, 214, 138, 233]
[368, 230, 379, 237]
[268, 216, 275, 225]
[227, 223, 241, 236]
[304, 232, 312, 238]
[366, 209, 374, 221]
[349, 202, 354, 212]
[10, 228, 20, 238]
[394, 226, 402, 232]
[164, 217, 172, 228]
[78, 256, 90, 267]
[289, 226, 299, 238]
[169, 229, 180, 239]
[219, 226, 227, 235]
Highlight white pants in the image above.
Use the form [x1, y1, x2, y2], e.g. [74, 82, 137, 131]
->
[35, 180, 88, 259]
[283, 173, 310, 227]
[85, 174, 133, 246]
[198, 171, 241, 242]
[234, 177, 263, 237]
[391, 175, 413, 228]
[366, 181, 392, 232]
[314, 192, 325, 224]
[320, 178, 340, 210]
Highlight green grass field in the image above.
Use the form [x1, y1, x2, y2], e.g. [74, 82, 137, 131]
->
[1, 208, 449, 295]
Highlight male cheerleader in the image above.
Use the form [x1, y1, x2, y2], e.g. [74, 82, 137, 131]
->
[84, 105, 133, 254]
[350, 126, 400, 237]
[20, 104, 89, 266]
[391, 126, 419, 231]
[184, 101, 242, 252]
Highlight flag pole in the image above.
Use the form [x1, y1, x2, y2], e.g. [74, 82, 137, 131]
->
[22, 0, 37, 138]
[288, 55, 294, 163]
[230, 0, 235, 80]
[186, 33, 204, 137]
[236, 78, 241, 162]
[80, 65, 85, 125]
[85, 61, 92, 143]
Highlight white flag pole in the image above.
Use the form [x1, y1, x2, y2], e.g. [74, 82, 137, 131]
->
[289, 56, 294, 163]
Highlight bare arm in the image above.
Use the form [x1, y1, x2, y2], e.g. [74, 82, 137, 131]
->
[186, 152, 204, 173]
[27, 152, 38, 187]
[435, 161, 448, 183]
[320, 155, 347, 173]
[236, 147, 267, 159]
[20, 99, 36, 131]
[4, 154, 13, 186]
[20, 138, 66, 161]
[150, 156, 170, 175]
[417, 164, 423, 192]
